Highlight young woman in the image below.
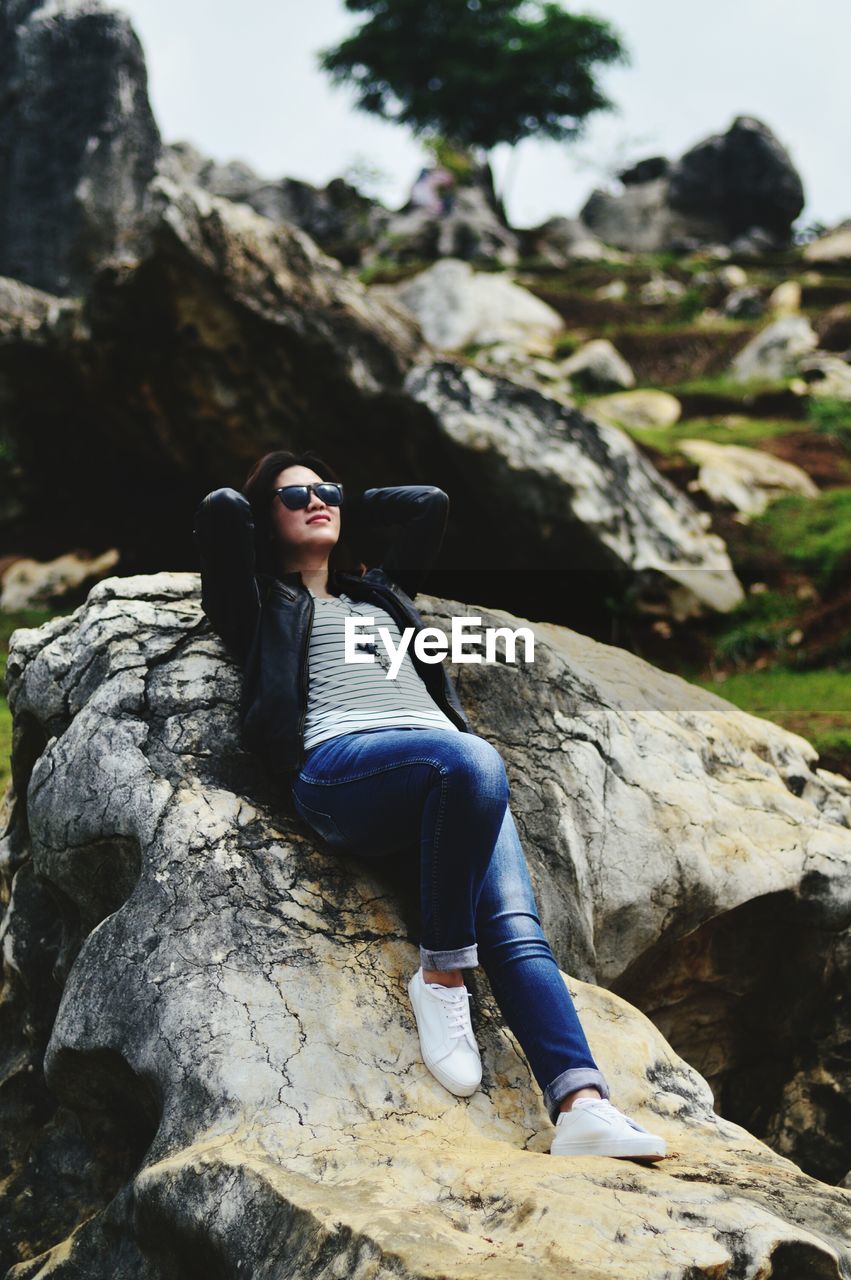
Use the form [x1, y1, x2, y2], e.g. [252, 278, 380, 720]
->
[193, 448, 667, 1161]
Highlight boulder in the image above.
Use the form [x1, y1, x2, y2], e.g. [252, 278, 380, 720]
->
[793, 351, 851, 400]
[0, 0, 161, 295]
[667, 116, 805, 242]
[380, 259, 563, 351]
[580, 175, 718, 255]
[0, 548, 121, 610]
[639, 274, 687, 306]
[768, 280, 802, 317]
[814, 302, 851, 352]
[0, 176, 423, 558]
[159, 140, 389, 266]
[2, 574, 851, 1271]
[585, 388, 682, 430]
[721, 286, 766, 319]
[803, 218, 851, 265]
[518, 216, 620, 266]
[678, 439, 820, 519]
[557, 338, 635, 393]
[405, 361, 742, 620]
[580, 117, 804, 254]
[729, 315, 819, 382]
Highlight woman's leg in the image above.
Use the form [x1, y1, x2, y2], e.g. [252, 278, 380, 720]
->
[291, 728, 510, 973]
[475, 803, 611, 1126]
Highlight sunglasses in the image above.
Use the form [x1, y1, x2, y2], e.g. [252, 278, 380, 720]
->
[272, 482, 344, 511]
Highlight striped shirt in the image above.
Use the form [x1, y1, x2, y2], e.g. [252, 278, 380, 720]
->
[302, 590, 462, 752]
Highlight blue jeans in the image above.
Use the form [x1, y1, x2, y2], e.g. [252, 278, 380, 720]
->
[291, 726, 610, 1124]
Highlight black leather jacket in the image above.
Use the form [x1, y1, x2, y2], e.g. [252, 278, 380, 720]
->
[192, 484, 472, 782]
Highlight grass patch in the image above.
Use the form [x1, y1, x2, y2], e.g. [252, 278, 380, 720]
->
[616, 415, 799, 456]
[807, 396, 851, 455]
[705, 590, 805, 666]
[750, 489, 851, 590]
[666, 373, 793, 400]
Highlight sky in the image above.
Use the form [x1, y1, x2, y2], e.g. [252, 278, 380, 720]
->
[114, 0, 850, 232]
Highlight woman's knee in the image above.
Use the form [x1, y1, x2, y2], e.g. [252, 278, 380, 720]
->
[442, 735, 510, 801]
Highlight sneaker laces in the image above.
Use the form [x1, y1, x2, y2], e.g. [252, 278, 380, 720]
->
[427, 983, 475, 1041]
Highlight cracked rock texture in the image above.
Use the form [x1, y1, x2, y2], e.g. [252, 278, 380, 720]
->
[2, 574, 851, 1276]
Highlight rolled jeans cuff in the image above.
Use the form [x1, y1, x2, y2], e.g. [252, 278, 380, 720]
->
[419, 942, 479, 971]
[543, 1067, 610, 1126]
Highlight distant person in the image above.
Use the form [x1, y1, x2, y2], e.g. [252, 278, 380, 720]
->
[409, 164, 455, 217]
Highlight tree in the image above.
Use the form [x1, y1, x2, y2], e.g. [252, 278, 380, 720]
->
[318, 0, 629, 160]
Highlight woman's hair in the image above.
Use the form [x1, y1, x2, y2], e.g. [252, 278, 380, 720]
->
[241, 449, 365, 579]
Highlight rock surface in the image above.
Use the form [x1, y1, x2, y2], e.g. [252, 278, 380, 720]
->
[0, 0, 161, 294]
[380, 259, 563, 351]
[0, 174, 423, 558]
[803, 219, 851, 264]
[2, 573, 851, 1273]
[405, 361, 742, 620]
[729, 315, 819, 382]
[679, 439, 820, 519]
[581, 116, 804, 254]
[159, 140, 389, 266]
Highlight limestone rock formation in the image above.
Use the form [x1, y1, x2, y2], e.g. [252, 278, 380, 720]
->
[159, 140, 389, 267]
[580, 116, 805, 254]
[2, 574, 851, 1273]
[729, 315, 819, 382]
[558, 338, 636, 393]
[405, 360, 743, 620]
[0, 175, 423, 560]
[379, 259, 563, 351]
[666, 116, 805, 242]
[678, 438, 820, 519]
[0, 188, 747, 632]
[0, 0, 162, 295]
[518, 215, 619, 265]
[803, 218, 851, 265]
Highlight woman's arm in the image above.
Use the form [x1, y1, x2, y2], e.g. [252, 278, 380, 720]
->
[346, 485, 450, 599]
[192, 487, 262, 666]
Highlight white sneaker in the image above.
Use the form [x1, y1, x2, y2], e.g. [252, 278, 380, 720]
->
[550, 1098, 667, 1160]
[407, 967, 482, 1097]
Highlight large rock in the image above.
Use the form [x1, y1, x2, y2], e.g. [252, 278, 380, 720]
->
[678, 439, 820, 519]
[729, 315, 819, 382]
[580, 116, 804, 254]
[557, 338, 636, 392]
[380, 259, 563, 351]
[0, 175, 423, 557]
[518, 215, 620, 265]
[794, 351, 851, 400]
[2, 574, 851, 1273]
[667, 115, 805, 241]
[586, 388, 682, 429]
[159, 140, 389, 266]
[0, 0, 161, 294]
[406, 360, 742, 620]
[803, 218, 851, 265]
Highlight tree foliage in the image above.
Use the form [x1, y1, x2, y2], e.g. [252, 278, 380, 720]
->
[319, 0, 630, 153]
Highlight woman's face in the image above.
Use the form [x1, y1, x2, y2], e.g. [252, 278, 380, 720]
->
[269, 465, 341, 563]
